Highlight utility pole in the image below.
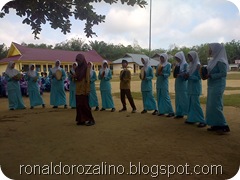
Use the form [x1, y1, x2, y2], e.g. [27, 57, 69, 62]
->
[149, 0, 152, 57]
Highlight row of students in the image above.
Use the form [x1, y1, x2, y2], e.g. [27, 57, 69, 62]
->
[4, 42, 230, 134]
[117, 43, 229, 134]
[129, 43, 229, 134]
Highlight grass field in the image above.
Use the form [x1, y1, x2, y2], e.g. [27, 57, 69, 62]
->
[111, 71, 239, 81]
[113, 72, 240, 107]
[112, 91, 240, 108]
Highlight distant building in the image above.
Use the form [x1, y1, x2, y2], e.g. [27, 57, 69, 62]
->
[229, 64, 239, 71]
[0, 42, 105, 75]
[112, 53, 159, 75]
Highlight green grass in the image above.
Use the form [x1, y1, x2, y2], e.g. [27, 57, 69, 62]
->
[112, 92, 240, 108]
[225, 87, 240, 90]
[112, 92, 175, 100]
[227, 72, 240, 80]
[200, 94, 240, 108]
[110, 71, 239, 81]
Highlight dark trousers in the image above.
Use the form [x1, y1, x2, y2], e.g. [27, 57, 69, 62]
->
[120, 89, 136, 110]
[76, 95, 95, 123]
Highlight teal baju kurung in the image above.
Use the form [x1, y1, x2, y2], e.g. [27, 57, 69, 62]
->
[89, 71, 99, 108]
[141, 66, 157, 111]
[26, 72, 44, 107]
[175, 63, 188, 116]
[49, 68, 67, 106]
[6, 75, 26, 110]
[98, 69, 115, 109]
[68, 73, 76, 108]
[206, 62, 227, 126]
[155, 63, 174, 114]
[186, 66, 205, 123]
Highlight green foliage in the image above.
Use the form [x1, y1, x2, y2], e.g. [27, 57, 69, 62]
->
[225, 40, 240, 63]
[0, 44, 8, 59]
[0, 0, 147, 39]
[15, 38, 240, 64]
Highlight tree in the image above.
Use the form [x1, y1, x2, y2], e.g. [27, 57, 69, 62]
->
[54, 38, 89, 51]
[0, 0, 147, 39]
[0, 43, 8, 59]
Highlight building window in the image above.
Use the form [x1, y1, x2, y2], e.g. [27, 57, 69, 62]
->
[43, 65, 47, 72]
[48, 65, 52, 71]
[22, 65, 29, 72]
[36, 65, 41, 72]
[65, 65, 68, 72]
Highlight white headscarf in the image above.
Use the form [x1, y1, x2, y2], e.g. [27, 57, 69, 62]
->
[159, 53, 170, 67]
[51, 60, 62, 74]
[27, 64, 37, 78]
[70, 62, 78, 75]
[88, 61, 94, 78]
[187, 51, 201, 75]
[100, 60, 109, 77]
[142, 57, 151, 73]
[175, 51, 187, 72]
[207, 43, 229, 72]
[5, 61, 19, 78]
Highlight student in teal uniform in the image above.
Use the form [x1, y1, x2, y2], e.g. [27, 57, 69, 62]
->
[26, 64, 45, 109]
[140, 57, 158, 115]
[88, 61, 99, 111]
[98, 60, 115, 112]
[5, 61, 26, 110]
[155, 53, 174, 117]
[68, 62, 77, 109]
[205, 43, 230, 134]
[174, 51, 188, 119]
[49, 60, 67, 109]
[184, 51, 206, 127]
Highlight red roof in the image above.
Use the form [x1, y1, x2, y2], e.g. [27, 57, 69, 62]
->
[0, 42, 104, 63]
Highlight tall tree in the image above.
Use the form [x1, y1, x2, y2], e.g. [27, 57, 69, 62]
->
[0, 43, 8, 59]
[0, 0, 147, 39]
[54, 38, 89, 51]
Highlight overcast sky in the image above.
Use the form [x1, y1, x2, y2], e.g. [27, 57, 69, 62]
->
[0, 0, 240, 50]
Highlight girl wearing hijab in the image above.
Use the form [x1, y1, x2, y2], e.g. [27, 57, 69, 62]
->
[75, 54, 95, 126]
[185, 51, 206, 127]
[98, 60, 115, 112]
[49, 60, 67, 108]
[174, 51, 188, 119]
[26, 64, 45, 109]
[88, 62, 99, 111]
[205, 43, 230, 134]
[5, 61, 26, 110]
[155, 53, 174, 117]
[68, 62, 78, 109]
[140, 57, 158, 115]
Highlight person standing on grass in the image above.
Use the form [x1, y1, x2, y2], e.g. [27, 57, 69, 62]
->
[184, 51, 206, 127]
[140, 57, 158, 115]
[155, 53, 175, 117]
[5, 61, 26, 110]
[119, 59, 137, 113]
[205, 43, 230, 134]
[68, 62, 78, 109]
[174, 51, 188, 119]
[26, 64, 45, 109]
[98, 60, 115, 112]
[75, 54, 95, 126]
[88, 61, 99, 111]
[49, 60, 67, 109]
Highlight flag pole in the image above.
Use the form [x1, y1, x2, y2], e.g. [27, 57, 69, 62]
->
[149, 0, 152, 56]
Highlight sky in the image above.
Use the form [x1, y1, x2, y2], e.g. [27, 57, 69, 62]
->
[0, 0, 240, 50]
